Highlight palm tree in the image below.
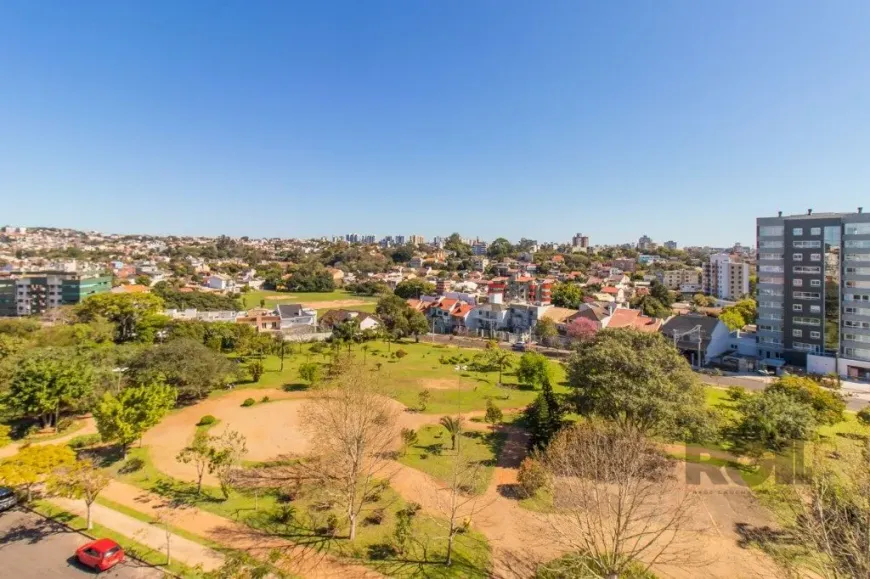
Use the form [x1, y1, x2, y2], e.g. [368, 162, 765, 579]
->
[439, 416, 463, 450]
[361, 344, 369, 365]
[487, 348, 513, 386]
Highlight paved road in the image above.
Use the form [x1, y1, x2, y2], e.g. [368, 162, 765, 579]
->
[700, 374, 870, 411]
[0, 508, 163, 578]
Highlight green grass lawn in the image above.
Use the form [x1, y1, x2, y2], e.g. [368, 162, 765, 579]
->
[31, 500, 202, 578]
[398, 425, 505, 495]
[103, 447, 490, 578]
[219, 339, 568, 414]
[240, 289, 378, 310]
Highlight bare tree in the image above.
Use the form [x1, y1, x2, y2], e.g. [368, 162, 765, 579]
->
[176, 430, 212, 495]
[539, 421, 698, 578]
[208, 428, 248, 499]
[787, 441, 870, 578]
[153, 507, 179, 566]
[300, 363, 399, 541]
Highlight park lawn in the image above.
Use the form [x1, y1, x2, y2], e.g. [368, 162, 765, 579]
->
[241, 289, 378, 309]
[31, 500, 202, 579]
[218, 339, 568, 414]
[398, 425, 505, 495]
[105, 447, 490, 578]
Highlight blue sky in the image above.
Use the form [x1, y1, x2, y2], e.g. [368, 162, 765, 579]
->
[1, 1, 868, 246]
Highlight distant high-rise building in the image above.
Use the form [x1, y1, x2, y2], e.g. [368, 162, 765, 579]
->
[571, 233, 590, 249]
[703, 253, 749, 301]
[637, 235, 654, 251]
[432, 236, 444, 248]
[394, 235, 406, 245]
[409, 235, 426, 245]
[345, 233, 360, 243]
[362, 235, 376, 244]
[471, 240, 488, 256]
[756, 209, 870, 376]
[664, 240, 678, 250]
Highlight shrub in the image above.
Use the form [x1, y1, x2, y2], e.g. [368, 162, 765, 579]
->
[0, 424, 10, 448]
[68, 433, 102, 449]
[517, 456, 549, 497]
[367, 543, 397, 560]
[197, 415, 217, 426]
[241, 398, 256, 407]
[261, 395, 270, 403]
[364, 508, 385, 526]
[858, 407, 870, 426]
[726, 386, 749, 402]
[395, 349, 408, 359]
[119, 457, 145, 474]
[323, 513, 339, 537]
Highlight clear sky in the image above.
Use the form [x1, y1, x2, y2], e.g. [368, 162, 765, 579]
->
[2, 1, 868, 247]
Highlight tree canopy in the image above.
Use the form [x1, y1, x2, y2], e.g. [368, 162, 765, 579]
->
[75, 292, 166, 343]
[566, 329, 710, 441]
[394, 279, 436, 299]
[551, 283, 584, 309]
[126, 338, 235, 401]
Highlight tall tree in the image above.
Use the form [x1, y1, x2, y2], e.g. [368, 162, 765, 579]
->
[47, 458, 110, 530]
[439, 416, 463, 450]
[487, 237, 513, 260]
[127, 338, 234, 401]
[75, 292, 165, 343]
[208, 429, 248, 499]
[765, 375, 845, 425]
[5, 349, 93, 430]
[533, 317, 559, 347]
[394, 279, 436, 299]
[551, 282, 584, 309]
[300, 364, 399, 541]
[566, 330, 710, 441]
[525, 378, 565, 450]
[176, 429, 214, 496]
[93, 380, 175, 458]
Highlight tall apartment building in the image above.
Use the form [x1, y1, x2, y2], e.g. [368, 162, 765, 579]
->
[571, 233, 590, 250]
[703, 253, 749, 300]
[409, 235, 426, 246]
[394, 235, 406, 245]
[756, 209, 870, 378]
[0, 271, 111, 317]
[471, 240, 488, 256]
[664, 240, 678, 250]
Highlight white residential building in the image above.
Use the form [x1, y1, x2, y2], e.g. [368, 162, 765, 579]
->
[703, 253, 749, 300]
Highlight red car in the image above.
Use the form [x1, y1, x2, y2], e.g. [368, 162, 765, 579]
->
[76, 538, 125, 572]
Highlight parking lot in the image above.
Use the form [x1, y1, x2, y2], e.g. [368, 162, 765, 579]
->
[0, 508, 164, 578]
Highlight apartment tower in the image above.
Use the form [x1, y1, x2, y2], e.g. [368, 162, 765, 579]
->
[756, 209, 870, 378]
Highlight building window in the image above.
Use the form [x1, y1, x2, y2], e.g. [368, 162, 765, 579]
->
[793, 342, 821, 353]
[845, 306, 870, 316]
[846, 240, 870, 249]
[844, 334, 870, 344]
[760, 240, 784, 249]
[847, 281, 870, 289]
[810, 253, 821, 261]
[793, 279, 803, 287]
[793, 304, 803, 312]
[845, 294, 870, 302]
[811, 227, 821, 235]
[810, 331, 822, 339]
[810, 279, 822, 287]
[846, 254, 870, 262]
[794, 292, 821, 300]
[846, 267, 870, 275]
[760, 226, 784, 237]
[810, 305, 821, 313]
[793, 329, 803, 338]
[844, 320, 870, 329]
[794, 266, 822, 274]
[793, 253, 803, 261]
[793, 228, 803, 236]
[794, 317, 821, 326]
[760, 265, 784, 273]
[794, 240, 822, 248]
[846, 223, 870, 235]
[760, 253, 783, 260]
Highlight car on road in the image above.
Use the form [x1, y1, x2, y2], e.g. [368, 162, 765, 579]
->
[76, 538, 125, 572]
[0, 486, 17, 512]
[512, 341, 528, 352]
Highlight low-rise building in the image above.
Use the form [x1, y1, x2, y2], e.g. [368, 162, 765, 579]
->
[277, 304, 317, 330]
[0, 271, 111, 317]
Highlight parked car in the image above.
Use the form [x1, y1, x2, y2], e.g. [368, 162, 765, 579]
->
[76, 538, 125, 572]
[0, 487, 17, 511]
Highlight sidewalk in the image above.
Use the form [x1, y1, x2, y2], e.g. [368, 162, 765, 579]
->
[97, 480, 382, 578]
[47, 494, 225, 572]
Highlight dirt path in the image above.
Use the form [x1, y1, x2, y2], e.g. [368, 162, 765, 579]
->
[141, 391, 781, 578]
[48, 491, 224, 571]
[99, 480, 382, 578]
[0, 417, 97, 459]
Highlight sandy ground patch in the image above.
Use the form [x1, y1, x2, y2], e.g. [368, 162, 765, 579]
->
[209, 399, 311, 461]
[417, 378, 468, 390]
[262, 296, 373, 310]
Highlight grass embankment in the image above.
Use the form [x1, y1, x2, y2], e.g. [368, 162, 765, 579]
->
[215, 339, 567, 414]
[30, 500, 202, 578]
[105, 447, 491, 578]
[398, 425, 506, 495]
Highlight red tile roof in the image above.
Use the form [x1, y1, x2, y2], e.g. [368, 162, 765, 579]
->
[438, 298, 459, 311]
[601, 286, 619, 294]
[451, 303, 474, 318]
